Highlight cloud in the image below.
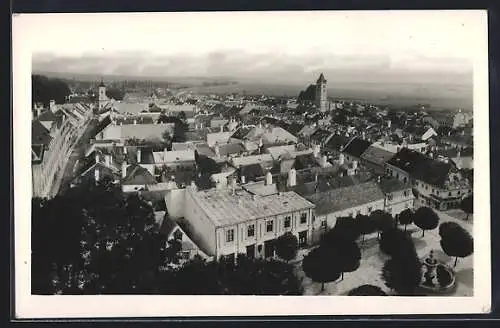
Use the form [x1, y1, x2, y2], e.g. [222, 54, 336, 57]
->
[32, 50, 472, 85]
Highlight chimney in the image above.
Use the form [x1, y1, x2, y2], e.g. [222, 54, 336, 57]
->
[315, 173, 318, 182]
[352, 160, 358, 170]
[241, 175, 246, 184]
[313, 144, 321, 158]
[105, 154, 111, 167]
[220, 125, 224, 132]
[215, 144, 220, 158]
[320, 155, 328, 167]
[190, 180, 198, 191]
[95, 152, 100, 164]
[377, 176, 381, 183]
[288, 168, 297, 187]
[164, 148, 168, 162]
[123, 146, 127, 155]
[265, 171, 273, 186]
[338, 153, 345, 165]
[137, 148, 142, 163]
[457, 149, 461, 158]
[121, 152, 130, 173]
[49, 100, 56, 113]
[94, 168, 100, 183]
[134, 119, 137, 125]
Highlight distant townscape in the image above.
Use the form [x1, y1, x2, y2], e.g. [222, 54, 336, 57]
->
[31, 72, 474, 297]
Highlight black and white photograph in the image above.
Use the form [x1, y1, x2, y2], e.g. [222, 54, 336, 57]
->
[13, 10, 490, 317]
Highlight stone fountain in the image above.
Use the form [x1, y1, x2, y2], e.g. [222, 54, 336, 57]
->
[419, 249, 456, 295]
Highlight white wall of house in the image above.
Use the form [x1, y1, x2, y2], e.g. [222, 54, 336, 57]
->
[164, 189, 186, 219]
[384, 188, 415, 216]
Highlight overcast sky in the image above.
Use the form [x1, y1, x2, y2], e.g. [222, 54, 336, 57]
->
[20, 11, 485, 83]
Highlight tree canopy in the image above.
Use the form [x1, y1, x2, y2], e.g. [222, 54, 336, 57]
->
[355, 214, 376, 246]
[460, 195, 473, 220]
[347, 284, 387, 296]
[439, 222, 473, 267]
[274, 232, 299, 262]
[381, 254, 422, 296]
[32, 74, 71, 106]
[398, 209, 414, 232]
[370, 210, 394, 239]
[413, 207, 440, 237]
[106, 87, 126, 101]
[379, 227, 416, 258]
[302, 247, 341, 293]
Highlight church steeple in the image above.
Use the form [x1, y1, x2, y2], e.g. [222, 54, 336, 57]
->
[317, 73, 327, 84]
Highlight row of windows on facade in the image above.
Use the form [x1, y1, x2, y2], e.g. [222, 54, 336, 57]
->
[225, 213, 308, 243]
[386, 169, 470, 196]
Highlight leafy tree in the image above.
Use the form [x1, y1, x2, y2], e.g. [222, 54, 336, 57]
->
[32, 74, 71, 105]
[302, 247, 341, 293]
[460, 195, 473, 220]
[413, 207, 440, 237]
[398, 209, 414, 232]
[274, 232, 299, 263]
[355, 214, 376, 246]
[439, 222, 473, 267]
[105, 87, 125, 101]
[164, 255, 303, 295]
[379, 227, 416, 258]
[320, 228, 361, 280]
[381, 253, 422, 296]
[347, 284, 387, 296]
[173, 120, 188, 143]
[328, 216, 361, 242]
[370, 210, 394, 240]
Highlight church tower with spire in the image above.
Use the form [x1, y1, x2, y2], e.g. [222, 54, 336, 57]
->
[98, 78, 107, 110]
[315, 73, 328, 112]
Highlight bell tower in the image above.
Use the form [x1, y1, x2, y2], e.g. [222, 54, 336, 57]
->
[98, 78, 107, 110]
[315, 73, 328, 112]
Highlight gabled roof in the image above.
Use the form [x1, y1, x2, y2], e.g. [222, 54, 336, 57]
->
[342, 137, 372, 158]
[37, 110, 58, 122]
[378, 177, 411, 194]
[360, 145, 395, 166]
[324, 134, 349, 151]
[239, 163, 266, 182]
[310, 129, 332, 145]
[32, 120, 52, 146]
[304, 181, 384, 215]
[218, 142, 245, 157]
[386, 148, 454, 187]
[122, 164, 156, 185]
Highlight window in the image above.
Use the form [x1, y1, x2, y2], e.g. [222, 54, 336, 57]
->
[321, 219, 327, 229]
[225, 229, 234, 243]
[368, 207, 373, 214]
[425, 185, 428, 190]
[432, 188, 435, 193]
[247, 224, 255, 237]
[387, 193, 393, 201]
[266, 220, 273, 232]
[300, 213, 307, 224]
[284, 216, 291, 229]
[458, 190, 461, 195]
[356, 210, 361, 216]
[448, 192, 452, 196]
[404, 191, 408, 197]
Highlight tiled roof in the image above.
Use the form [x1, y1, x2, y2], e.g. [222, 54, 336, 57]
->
[37, 110, 58, 122]
[304, 181, 385, 215]
[218, 142, 245, 157]
[386, 148, 453, 187]
[378, 177, 411, 194]
[342, 137, 372, 158]
[231, 154, 274, 168]
[360, 145, 395, 166]
[194, 143, 216, 157]
[293, 153, 320, 170]
[230, 126, 253, 140]
[122, 164, 156, 185]
[188, 188, 315, 227]
[239, 163, 265, 181]
[32, 120, 52, 145]
[324, 134, 349, 151]
[310, 129, 332, 145]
